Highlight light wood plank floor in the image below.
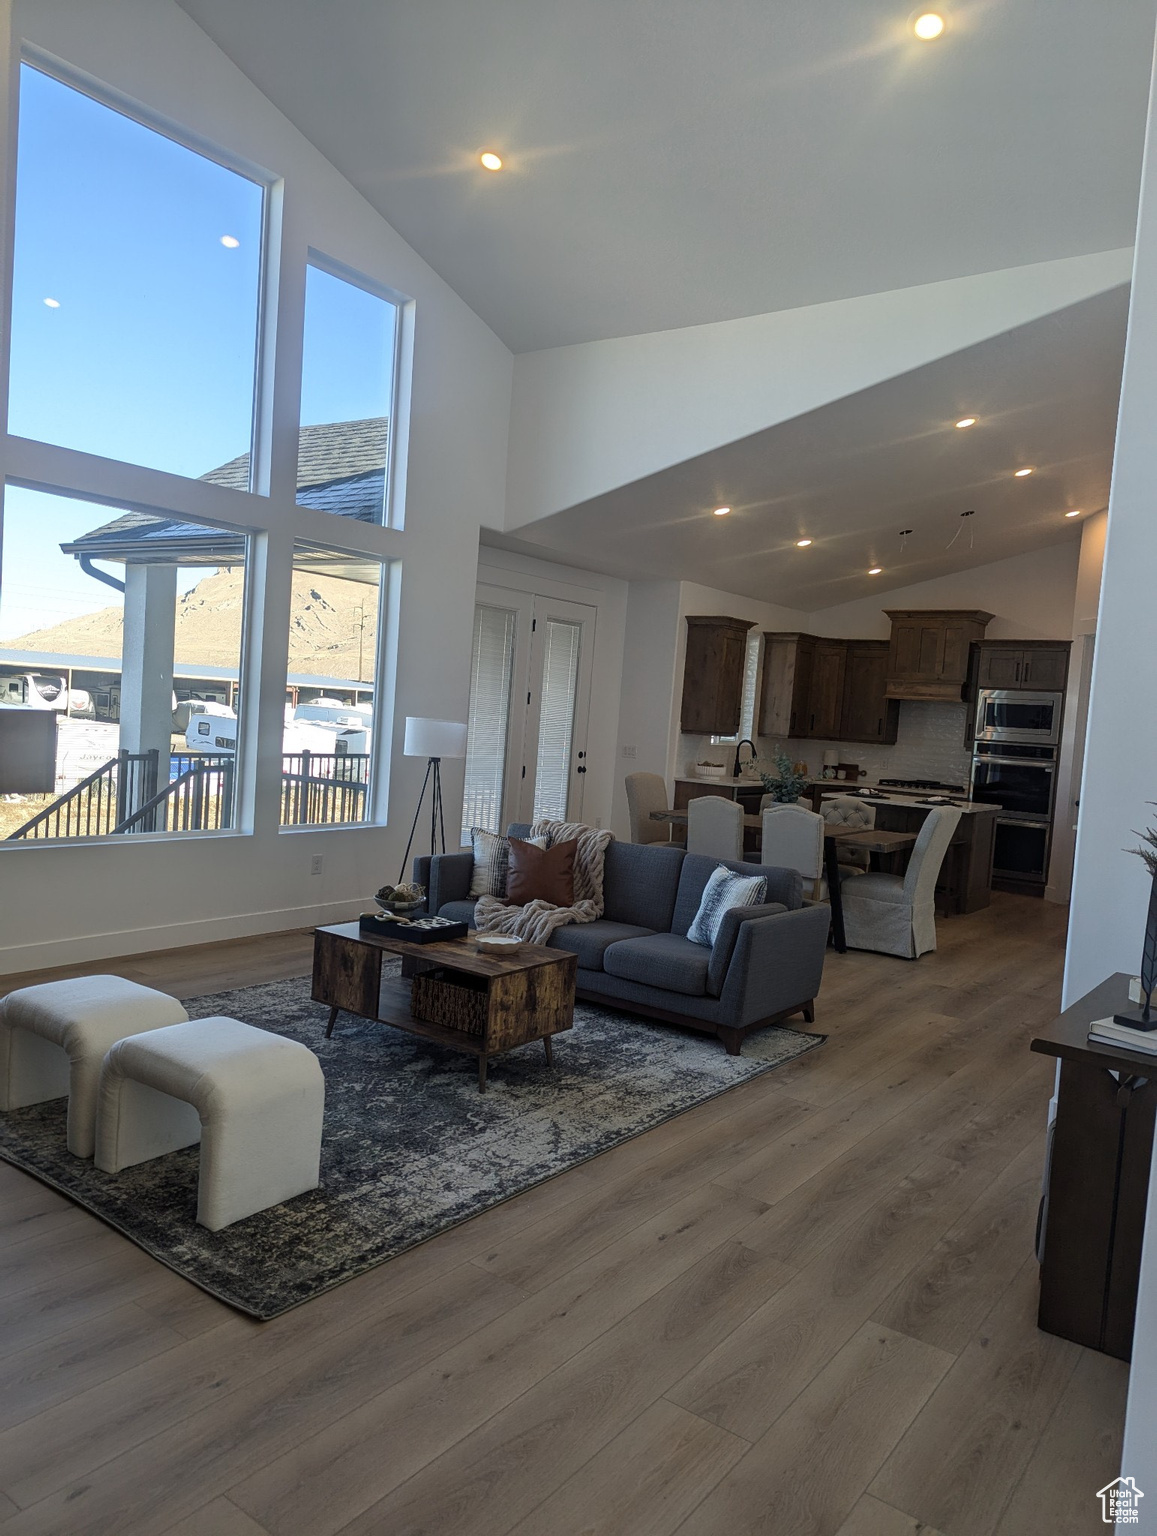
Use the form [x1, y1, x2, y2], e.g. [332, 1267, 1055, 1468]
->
[0, 894, 1127, 1536]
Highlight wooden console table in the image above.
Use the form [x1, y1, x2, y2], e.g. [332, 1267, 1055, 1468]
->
[312, 923, 576, 1092]
[1032, 973, 1157, 1360]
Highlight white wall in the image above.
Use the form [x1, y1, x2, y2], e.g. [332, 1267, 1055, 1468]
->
[805, 540, 1082, 639]
[0, 0, 513, 972]
[1067, 39, 1157, 1520]
[1047, 512, 1107, 902]
[506, 250, 1133, 531]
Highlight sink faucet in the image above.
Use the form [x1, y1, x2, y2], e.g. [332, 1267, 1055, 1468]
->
[733, 739, 757, 778]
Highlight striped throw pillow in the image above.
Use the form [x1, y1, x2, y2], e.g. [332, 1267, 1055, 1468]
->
[468, 829, 547, 899]
[687, 866, 768, 947]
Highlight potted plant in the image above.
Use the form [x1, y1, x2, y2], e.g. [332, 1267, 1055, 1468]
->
[760, 750, 808, 804]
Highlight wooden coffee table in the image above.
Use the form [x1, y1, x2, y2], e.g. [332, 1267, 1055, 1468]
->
[312, 922, 577, 1092]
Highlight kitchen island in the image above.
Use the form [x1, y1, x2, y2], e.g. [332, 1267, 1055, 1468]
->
[810, 785, 998, 914]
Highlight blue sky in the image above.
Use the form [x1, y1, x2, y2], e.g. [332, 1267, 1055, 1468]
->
[2, 63, 396, 640]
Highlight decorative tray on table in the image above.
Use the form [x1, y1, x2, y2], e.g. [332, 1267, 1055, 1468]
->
[358, 913, 469, 943]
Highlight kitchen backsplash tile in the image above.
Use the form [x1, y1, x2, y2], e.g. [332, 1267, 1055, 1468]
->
[681, 701, 973, 787]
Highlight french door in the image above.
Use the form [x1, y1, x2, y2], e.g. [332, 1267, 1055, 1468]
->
[461, 586, 594, 839]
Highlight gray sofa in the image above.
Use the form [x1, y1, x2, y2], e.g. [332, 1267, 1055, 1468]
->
[414, 828, 829, 1054]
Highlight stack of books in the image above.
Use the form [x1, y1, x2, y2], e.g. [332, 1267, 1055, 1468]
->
[1088, 1015, 1157, 1053]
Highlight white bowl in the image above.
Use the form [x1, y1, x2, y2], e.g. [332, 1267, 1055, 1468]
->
[694, 765, 728, 780]
[475, 933, 523, 955]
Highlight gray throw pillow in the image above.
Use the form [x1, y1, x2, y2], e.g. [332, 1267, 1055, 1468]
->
[687, 865, 768, 947]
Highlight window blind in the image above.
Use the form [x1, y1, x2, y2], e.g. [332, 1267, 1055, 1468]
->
[461, 604, 516, 838]
[532, 619, 581, 822]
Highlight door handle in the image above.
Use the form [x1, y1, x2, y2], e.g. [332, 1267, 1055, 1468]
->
[576, 765, 586, 774]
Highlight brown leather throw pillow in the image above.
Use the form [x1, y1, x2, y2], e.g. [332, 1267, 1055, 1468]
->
[505, 838, 577, 908]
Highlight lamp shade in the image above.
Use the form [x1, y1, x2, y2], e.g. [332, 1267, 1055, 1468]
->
[404, 717, 468, 759]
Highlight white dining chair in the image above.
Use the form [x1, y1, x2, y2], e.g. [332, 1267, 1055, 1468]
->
[840, 806, 962, 958]
[625, 772, 676, 845]
[820, 795, 876, 873]
[760, 804, 826, 900]
[686, 796, 744, 861]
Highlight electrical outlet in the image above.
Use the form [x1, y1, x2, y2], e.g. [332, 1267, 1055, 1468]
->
[622, 744, 637, 759]
[310, 855, 323, 876]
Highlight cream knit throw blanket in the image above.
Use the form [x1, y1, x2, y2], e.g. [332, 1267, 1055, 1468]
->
[474, 819, 614, 946]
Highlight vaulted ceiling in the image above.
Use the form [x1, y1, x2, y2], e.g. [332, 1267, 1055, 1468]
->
[490, 285, 1129, 607]
[177, 0, 1156, 353]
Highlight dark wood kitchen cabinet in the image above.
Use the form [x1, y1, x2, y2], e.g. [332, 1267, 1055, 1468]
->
[975, 642, 1069, 692]
[840, 641, 900, 745]
[805, 640, 847, 738]
[680, 616, 755, 735]
[885, 609, 994, 702]
[761, 634, 900, 743]
[759, 632, 817, 737]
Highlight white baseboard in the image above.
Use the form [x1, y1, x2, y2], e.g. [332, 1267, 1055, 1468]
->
[1043, 882, 1071, 905]
[0, 897, 367, 977]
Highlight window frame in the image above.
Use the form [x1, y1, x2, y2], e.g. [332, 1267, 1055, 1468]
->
[299, 249, 407, 530]
[12, 49, 278, 496]
[276, 537, 393, 834]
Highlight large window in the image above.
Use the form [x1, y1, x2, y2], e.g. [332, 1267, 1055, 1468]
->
[0, 486, 249, 841]
[9, 64, 265, 481]
[279, 542, 384, 827]
[297, 263, 398, 524]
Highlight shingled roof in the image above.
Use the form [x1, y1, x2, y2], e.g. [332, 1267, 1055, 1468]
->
[201, 417, 388, 493]
[64, 417, 390, 556]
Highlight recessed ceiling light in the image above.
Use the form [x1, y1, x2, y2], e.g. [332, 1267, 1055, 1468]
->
[1065, 509, 1082, 518]
[1014, 467, 1034, 477]
[912, 12, 946, 40]
[480, 151, 503, 171]
[220, 235, 240, 249]
[868, 567, 883, 575]
[796, 538, 813, 547]
[955, 417, 976, 429]
[712, 506, 731, 517]
[43, 297, 60, 308]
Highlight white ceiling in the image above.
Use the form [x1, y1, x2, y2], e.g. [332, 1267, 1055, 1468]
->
[177, 0, 1156, 353]
[486, 286, 1129, 607]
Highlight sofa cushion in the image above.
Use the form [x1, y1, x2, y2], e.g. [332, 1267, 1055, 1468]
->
[548, 920, 655, 971]
[603, 932, 710, 996]
[600, 841, 684, 931]
[672, 854, 802, 934]
[436, 899, 478, 926]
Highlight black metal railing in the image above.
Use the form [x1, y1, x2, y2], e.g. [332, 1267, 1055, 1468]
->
[9, 747, 367, 839]
[112, 755, 236, 835]
[281, 750, 370, 826]
[8, 749, 159, 841]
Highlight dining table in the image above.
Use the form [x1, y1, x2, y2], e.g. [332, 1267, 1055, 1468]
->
[648, 809, 918, 953]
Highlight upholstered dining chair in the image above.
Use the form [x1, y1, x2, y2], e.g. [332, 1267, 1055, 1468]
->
[839, 806, 961, 959]
[820, 795, 876, 872]
[760, 804, 826, 901]
[686, 796, 744, 861]
[625, 772, 676, 845]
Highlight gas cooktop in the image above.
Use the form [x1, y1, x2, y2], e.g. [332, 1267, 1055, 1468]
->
[877, 778, 967, 793]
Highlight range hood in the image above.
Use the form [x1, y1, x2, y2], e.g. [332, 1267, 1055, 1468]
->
[883, 610, 993, 703]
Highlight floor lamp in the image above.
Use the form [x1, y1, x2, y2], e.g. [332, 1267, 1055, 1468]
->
[398, 716, 468, 882]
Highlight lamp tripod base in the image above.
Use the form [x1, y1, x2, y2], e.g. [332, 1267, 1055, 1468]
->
[398, 756, 448, 884]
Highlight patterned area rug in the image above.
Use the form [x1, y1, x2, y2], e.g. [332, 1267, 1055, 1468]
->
[0, 968, 822, 1318]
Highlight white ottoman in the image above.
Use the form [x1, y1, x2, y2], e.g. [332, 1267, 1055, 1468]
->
[0, 976, 189, 1158]
[95, 1017, 325, 1231]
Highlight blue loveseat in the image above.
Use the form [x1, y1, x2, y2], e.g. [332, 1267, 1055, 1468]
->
[414, 828, 829, 1054]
